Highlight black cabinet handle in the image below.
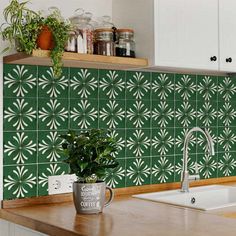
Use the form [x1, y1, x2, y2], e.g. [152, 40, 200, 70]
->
[210, 56, 217, 62]
[226, 57, 232, 63]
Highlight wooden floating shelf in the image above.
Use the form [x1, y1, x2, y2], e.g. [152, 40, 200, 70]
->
[3, 49, 148, 70]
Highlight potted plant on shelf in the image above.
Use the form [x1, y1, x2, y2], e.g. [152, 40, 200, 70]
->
[38, 7, 70, 77]
[1, 0, 42, 54]
[60, 129, 119, 214]
[1, 0, 70, 77]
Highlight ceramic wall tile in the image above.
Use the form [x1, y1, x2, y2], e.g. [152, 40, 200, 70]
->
[70, 99, 98, 130]
[3, 165, 37, 200]
[152, 72, 175, 101]
[38, 131, 66, 163]
[175, 74, 197, 101]
[99, 99, 126, 129]
[4, 98, 37, 131]
[3, 64, 37, 98]
[38, 98, 69, 131]
[3, 131, 37, 165]
[196, 75, 218, 101]
[38, 66, 69, 99]
[70, 68, 98, 99]
[126, 71, 151, 100]
[3, 64, 236, 200]
[99, 70, 125, 100]
[151, 155, 175, 184]
[126, 157, 151, 187]
[104, 159, 126, 188]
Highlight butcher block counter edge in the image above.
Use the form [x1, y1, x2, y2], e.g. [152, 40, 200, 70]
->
[1, 177, 236, 236]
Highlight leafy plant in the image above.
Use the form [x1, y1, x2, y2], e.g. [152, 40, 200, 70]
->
[0, 0, 42, 53]
[19, 15, 43, 54]
[43, 12, 70, 78]
[0, 0, 70, 77]
[60, 129, 119, 183]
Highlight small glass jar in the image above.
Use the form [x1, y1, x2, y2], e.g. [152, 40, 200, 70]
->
[94, 28, 115, 56]
[70, 9, 94, 54]
[65, 30, 77, 52]
[100, 15, 114, 29]
[116, 29, 135, 58]
[48, 6, 63, 21]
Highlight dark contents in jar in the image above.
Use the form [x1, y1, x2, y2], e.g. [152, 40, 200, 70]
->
[116, 47, 135, 58]
[94, 41, 115, 56]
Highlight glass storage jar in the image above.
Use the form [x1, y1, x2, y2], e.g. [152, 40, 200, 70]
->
[94, 28, 115, 56]
[65, 30, 77, 52]
[100, 15, 114, 29]
[116, 29, 135, 58]
[70, 9, 93, 54]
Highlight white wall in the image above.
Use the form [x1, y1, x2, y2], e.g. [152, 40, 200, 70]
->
[0, 0, 112, 202]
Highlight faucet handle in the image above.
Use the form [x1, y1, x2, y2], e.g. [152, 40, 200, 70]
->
[195, 162, 199, 174]
[188, 162, 200, 182]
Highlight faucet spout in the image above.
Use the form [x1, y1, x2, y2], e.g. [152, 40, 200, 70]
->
[181, 127, 215, 192]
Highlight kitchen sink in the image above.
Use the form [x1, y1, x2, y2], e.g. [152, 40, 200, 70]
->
[133, 185, 236, 211]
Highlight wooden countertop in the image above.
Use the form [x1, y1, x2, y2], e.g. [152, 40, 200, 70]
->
[1, 191, 236, 236]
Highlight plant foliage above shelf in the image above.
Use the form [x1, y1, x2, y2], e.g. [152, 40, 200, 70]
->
[1, 0, 42, 54]
[0, 0, 70, 78]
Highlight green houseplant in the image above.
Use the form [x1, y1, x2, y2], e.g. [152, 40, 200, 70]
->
[1, 0, 42, 54]
[60, 129, 119, 214]
[1, 0, 70, 77]
[40, 8, 70, 78]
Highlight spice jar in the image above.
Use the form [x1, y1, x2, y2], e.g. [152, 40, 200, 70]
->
[94, 28, 115, 56]
[116, 29, 135, 58]
[70, 9, 93, 54]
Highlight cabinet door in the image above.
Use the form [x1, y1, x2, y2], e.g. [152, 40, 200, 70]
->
[155, 0, 219, 70]
[0, 219, 10, 236]
[219, 0, 236, 72]
[12, 224, 48, 236]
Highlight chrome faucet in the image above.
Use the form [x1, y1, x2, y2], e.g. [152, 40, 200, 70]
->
[181, 127, 215, 192]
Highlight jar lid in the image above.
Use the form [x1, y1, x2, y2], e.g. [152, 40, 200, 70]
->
[69, 9, 93, 25]
[117, 28, 134, 33]
[95, 28, 114, 33]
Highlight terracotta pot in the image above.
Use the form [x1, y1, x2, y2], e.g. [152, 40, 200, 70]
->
[37, 25, 54, 50]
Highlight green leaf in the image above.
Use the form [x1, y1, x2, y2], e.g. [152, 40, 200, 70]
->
[60, 129, 120, 182]
[80, 162, 89, 172]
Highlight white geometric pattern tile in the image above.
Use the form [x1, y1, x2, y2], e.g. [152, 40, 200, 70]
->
[3, 64, 236, 200]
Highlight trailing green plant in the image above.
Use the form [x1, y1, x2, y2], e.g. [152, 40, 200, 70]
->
[43, 13, 70, 78]
[60, 129, 119, 183]
[1, 0, 70, 77]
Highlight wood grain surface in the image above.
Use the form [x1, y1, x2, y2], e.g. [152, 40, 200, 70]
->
[3, 176, 236, 209]
[3, 50, 148, 70]
[2, 180, 236, 236]
[1, 195, 236, 236]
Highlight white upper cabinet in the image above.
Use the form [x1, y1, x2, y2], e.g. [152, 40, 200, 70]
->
[154, 0, 218, 70]
[219, 0, 236, 72]
[113, 0, 236, 73]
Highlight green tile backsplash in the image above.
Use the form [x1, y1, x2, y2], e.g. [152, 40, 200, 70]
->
[3, 63, 236, 200]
